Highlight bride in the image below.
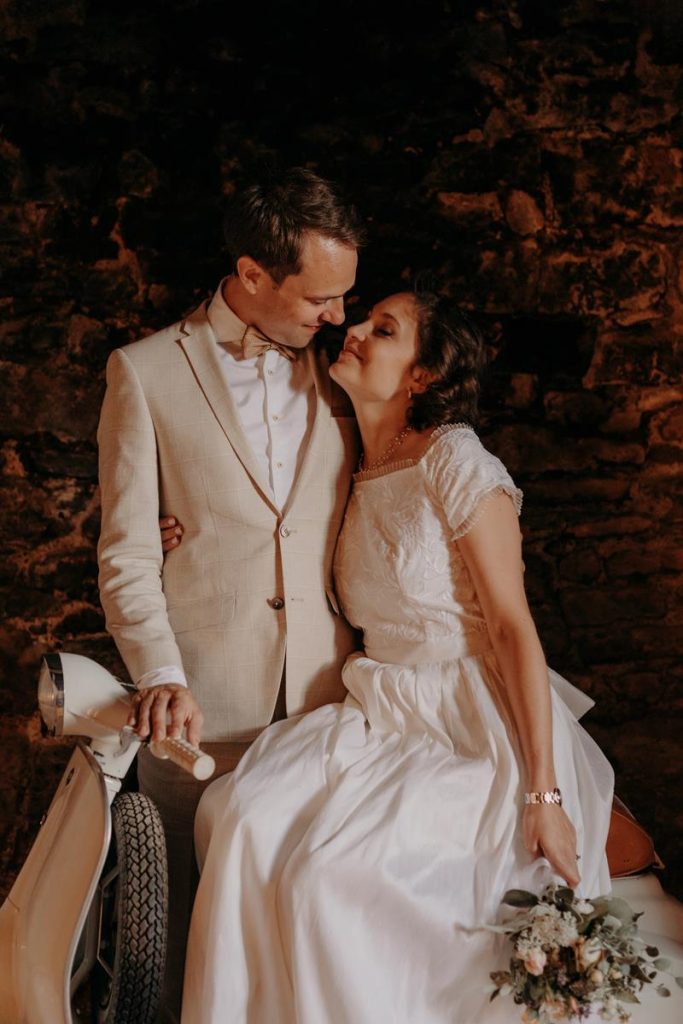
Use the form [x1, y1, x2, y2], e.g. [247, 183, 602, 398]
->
[180, 285, 614, 1023]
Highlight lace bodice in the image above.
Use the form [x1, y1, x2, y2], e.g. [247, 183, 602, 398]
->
[333, 425, 523, 657]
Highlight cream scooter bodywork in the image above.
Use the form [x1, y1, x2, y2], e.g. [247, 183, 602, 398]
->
[0, 653, 212, 1024]
[0, 743, 113, 1024]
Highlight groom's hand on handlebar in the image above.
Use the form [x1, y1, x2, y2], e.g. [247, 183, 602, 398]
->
[128, 684, 204, 746]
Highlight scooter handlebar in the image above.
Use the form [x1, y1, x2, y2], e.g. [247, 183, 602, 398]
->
[149, 736, 216, 781]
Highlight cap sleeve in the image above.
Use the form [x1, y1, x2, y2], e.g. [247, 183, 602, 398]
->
[424, 426, 523, 540]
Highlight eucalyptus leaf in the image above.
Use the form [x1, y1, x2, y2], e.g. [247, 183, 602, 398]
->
[604, 898, 637, 924]
[645, 945, 659, 957]
[653, 957, 672, 972]
[617, 990, 639, 1003]
[581, 902, 610, 925]
[502, 889, 539, 908]
[603, 914, 624, 932]
[675, 977, 683, 990]
[656, 985, 671, 998]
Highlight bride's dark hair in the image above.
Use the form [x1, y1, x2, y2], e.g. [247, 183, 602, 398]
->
[408, 284, 485, 431]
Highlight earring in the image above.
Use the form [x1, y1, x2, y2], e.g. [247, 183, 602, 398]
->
[407, 386, 413, 399]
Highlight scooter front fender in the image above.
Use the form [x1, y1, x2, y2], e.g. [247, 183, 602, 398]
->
[0, 742, 110, 1024]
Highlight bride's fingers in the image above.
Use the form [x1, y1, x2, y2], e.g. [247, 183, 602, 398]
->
[523, 807, 581, 885]
[524, 834, 541, 856]
[161, 524, 183, 553]
[552, 851, 581, 888]
[538, 836, 581, 887]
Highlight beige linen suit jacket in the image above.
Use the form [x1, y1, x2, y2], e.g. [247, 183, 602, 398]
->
[97, 300, 360, 742]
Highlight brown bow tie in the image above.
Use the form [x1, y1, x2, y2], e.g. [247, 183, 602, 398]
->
[241, 325, 297, 362]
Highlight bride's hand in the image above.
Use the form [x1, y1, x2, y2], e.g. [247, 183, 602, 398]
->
[160, 515, 184, 554]
[523, 804, 580, 888]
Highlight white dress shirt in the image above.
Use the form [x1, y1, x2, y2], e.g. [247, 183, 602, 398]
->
[137, 279, 315, 690]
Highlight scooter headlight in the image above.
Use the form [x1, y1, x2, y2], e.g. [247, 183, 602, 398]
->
[37, 653, 65, 736]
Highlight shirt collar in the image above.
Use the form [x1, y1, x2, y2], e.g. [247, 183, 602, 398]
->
[207, 277, 251, 357]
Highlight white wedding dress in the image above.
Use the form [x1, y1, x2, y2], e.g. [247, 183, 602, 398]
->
[182, 425, 614, 1024]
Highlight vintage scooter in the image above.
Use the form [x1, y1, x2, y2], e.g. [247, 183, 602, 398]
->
[0, 652, 215, 1024]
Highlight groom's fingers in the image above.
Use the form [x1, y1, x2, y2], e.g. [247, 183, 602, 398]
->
[129, 687, 159, 738]
[160, 687, 204, 745]
[148, 688, 174, 741]
[131, 684, 201, 743]
[185, 705, 204, 747]
[167, 690, 203, 743]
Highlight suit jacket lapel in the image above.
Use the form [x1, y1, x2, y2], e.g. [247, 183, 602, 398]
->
[283, 346, 332, 516]
[176, 303, 279, 512]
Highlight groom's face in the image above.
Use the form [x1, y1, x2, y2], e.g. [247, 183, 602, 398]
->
[253, 231, 358, 348]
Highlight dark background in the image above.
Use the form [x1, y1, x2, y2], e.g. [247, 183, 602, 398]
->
[1, 0, 682, 899]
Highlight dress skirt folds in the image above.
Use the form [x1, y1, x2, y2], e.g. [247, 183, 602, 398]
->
[181, 426, 614, 1024]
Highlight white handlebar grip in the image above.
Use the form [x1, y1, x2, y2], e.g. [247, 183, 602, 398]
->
[149, 737, 216, 780]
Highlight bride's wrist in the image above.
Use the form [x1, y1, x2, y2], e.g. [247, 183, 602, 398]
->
[524, 787, 563, 807]
[525, 768, 558, 791]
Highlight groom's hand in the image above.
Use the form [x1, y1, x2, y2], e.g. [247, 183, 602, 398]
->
[128, 683, 204, 746]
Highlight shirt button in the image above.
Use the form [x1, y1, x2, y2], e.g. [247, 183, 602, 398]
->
[267, 369, 274, 376]
[276, 461, 283, 469]
[270, 597, 285, 610]
[280, 525, 290, 538]
[272, 414, 279, 421]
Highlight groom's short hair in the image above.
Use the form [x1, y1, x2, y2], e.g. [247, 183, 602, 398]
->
[224, 166, 365, 284]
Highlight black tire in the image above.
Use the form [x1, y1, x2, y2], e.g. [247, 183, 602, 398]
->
[96, 791, 168, 1024]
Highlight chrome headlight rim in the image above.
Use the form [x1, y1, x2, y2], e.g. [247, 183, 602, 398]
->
[38, 652, 65, 736]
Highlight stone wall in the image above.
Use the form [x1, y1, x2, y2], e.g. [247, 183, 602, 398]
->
[1, 0, 682, 900]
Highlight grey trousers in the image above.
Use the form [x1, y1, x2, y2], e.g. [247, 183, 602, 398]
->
[138, 740, 251, 1023]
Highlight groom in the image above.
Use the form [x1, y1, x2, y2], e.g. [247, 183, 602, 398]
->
[97, 167, 363, 1020]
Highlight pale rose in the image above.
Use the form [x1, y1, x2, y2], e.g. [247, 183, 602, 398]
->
[540, 996, 569, 1022]
[590, 968, 604, 984]
[575, 899, 594, 914]
[599, 994, 620, 1021]
[523, 947, 547, 975]
[576, 937, 603, 969]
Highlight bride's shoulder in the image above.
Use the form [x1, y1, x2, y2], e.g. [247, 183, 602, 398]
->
[423, 423, 486, 467]
[423, 423, 516, 488]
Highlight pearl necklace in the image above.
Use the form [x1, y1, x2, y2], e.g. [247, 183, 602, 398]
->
[358, 426, 413, 472]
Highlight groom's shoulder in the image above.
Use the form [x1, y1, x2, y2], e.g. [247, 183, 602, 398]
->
[118, 299, 209, 364]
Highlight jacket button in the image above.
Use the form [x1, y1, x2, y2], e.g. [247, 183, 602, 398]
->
[270, 597, 285, 610]
[280, 525, 290, 538]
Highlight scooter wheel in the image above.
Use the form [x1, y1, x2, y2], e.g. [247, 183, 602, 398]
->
[96, 792, 168, 1024]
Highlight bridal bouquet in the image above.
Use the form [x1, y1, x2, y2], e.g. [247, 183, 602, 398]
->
[489, 884, 682, 1022]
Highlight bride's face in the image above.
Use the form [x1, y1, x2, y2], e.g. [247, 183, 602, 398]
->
[330, 292, 423, 402]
